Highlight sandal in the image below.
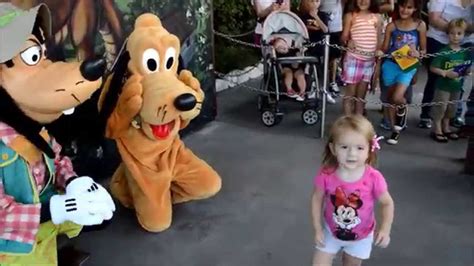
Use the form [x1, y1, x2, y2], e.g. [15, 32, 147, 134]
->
[430, 132, 448, 143]
[444, 131, 459, 140]
[287, 88, 298, 98]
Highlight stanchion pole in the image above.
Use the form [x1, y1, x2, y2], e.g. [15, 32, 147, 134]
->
[320, 34, 330, 138]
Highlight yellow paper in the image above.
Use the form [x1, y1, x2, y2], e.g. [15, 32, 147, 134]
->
[391, 44, 419, 71]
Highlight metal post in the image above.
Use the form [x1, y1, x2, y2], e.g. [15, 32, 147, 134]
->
[320, 34, 330, 138]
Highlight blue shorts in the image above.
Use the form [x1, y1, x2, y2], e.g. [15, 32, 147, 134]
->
[381, 59, 417, 87]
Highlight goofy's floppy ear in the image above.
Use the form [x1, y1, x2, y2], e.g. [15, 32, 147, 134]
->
[97, 41, 130, 137]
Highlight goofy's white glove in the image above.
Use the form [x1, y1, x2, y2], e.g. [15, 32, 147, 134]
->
[65, 176, 116, 213]
[49, 193, 113, 225]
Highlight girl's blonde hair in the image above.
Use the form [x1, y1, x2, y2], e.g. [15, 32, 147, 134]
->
[299, 0, 314, 14]
[322, 115, 378, 170]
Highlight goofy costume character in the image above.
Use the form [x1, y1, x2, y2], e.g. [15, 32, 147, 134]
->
[0, 3, 115, 265]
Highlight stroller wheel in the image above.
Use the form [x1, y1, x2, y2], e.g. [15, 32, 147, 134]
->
[302, 108, 319, 125]
[261, 110, 282, 127]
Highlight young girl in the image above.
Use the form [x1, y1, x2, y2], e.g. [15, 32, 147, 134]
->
[298, 0, 329, 58]
[341, 0, 383, 115]
[272, 37, 306, 101]
[379, 0, 426, 145]
[312, 115, 394, 266]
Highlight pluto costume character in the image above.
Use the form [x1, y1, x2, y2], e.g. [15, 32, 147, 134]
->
[0, 3, 115, 265]
[99, 13, 221, 232]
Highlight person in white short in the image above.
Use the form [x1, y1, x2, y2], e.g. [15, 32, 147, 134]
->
[311, 115, 395, 265]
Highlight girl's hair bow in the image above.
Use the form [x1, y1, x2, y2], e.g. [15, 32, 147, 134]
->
[371, 135, 384, 152]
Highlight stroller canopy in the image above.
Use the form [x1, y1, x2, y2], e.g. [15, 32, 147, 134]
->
[261, 11, 309, 44]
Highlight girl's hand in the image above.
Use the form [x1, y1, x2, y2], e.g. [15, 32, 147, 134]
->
[408, 49, 420, 58]
[375, 50, 385, 58]
[347, 40, 356, 50]
[419, 50, 426, 58]
[315, 229, 325, 248]
[374, 229, 391, 248]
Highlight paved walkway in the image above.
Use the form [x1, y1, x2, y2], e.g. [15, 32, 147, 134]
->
[71, 70, 474, 266]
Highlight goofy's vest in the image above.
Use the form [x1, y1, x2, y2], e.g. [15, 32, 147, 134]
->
[0, 134, 82, 265]
[0, 138, 57, 254]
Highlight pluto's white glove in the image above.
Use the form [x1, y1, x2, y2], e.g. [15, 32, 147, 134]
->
[65, 176, 116, 213]
[49, 194, 113, 225]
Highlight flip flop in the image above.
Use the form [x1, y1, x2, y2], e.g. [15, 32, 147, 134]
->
[430, 132, 448, 143]
[444, 131, 459, 140]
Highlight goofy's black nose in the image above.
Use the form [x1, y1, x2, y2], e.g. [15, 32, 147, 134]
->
[174, 93, 197, 111]
[80, 58, 106, 81]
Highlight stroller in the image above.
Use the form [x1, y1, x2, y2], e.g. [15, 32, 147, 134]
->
[257, 10, 323, 127]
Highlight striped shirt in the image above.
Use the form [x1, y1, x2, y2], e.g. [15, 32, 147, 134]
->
[349, 12, 379, 60]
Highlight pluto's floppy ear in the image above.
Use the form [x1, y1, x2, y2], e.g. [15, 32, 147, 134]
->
[97, 40, 130, 137]
[0, 87, 55, 158]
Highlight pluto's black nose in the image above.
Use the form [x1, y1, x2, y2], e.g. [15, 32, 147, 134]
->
[174, 93, 197, 111]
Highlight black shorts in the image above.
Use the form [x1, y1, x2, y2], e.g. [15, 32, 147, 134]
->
[328, 31, 342, 60]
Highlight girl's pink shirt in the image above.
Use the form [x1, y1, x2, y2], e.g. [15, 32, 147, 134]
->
[314, 165, 388, 241]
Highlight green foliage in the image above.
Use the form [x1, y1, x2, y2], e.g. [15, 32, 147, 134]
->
[213, 0, 255, 35]
[213, 0, 259, 73]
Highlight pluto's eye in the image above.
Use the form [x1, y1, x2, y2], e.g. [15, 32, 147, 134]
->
[164, 47, 176, 70]
[20, 45, 42, 66]
[142, 48, 160, 73]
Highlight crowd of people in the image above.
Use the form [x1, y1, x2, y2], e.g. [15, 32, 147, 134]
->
[251, 0, 473, 145]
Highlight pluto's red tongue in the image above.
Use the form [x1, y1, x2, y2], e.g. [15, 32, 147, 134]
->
[151, 123, 171, 139]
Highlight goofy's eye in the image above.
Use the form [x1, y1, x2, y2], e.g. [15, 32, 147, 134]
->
[164, 47, 176, 70]
[20, 46, 42, 66]
[142, 48, 160, 73]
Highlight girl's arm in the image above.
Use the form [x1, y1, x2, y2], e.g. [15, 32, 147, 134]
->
[313, 15, 329, 33]
[341, 12, 353, 45]
[311, 187, 325, 233]
[380, 22, 394, 53]
[417, 21, 428, 56]
[307, 24, 322, 31]
[374, 191, 394, 247]
[376, 14, 384, 50]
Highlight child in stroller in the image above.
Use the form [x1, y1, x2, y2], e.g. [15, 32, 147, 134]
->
[257, 10, 322, 127]
[272, 37, 306, 101]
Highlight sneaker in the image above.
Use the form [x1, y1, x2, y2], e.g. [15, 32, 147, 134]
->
[326, 93, 336, 104]
[307, 91, 316, 99]
[386, 132, 400, 145]
[330, 82, 340, 93]
[379, 118, 391, 131]
[418, 118, 432, 129]
[394, 107, 407, 131]
[451, 117, 465, 128]
[296, 95, 305, 102]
